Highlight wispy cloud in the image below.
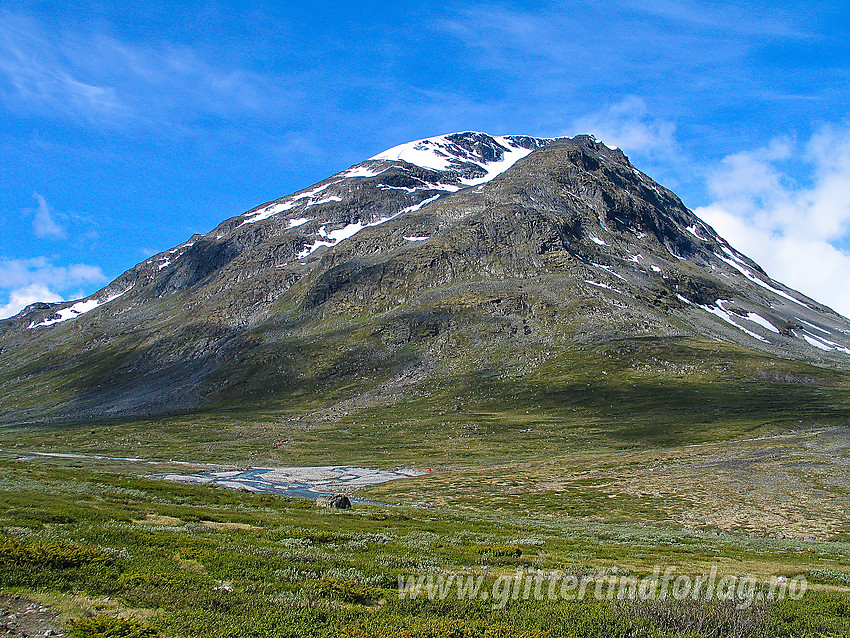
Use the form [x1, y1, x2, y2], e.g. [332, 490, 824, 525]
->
[442, 4, 748, 84]
[695, 124, 850, 318]
[32, 192, 65, 238]
[437, 1, 839, 136]
[0, 11, 295, 129]
[617, 0, 816, 38]
[0, 13, 125, 123]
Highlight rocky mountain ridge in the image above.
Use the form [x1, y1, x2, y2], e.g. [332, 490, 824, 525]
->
[2, 131, 850, 423]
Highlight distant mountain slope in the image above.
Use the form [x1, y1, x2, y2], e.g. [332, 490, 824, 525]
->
[2, 132, 849, 423]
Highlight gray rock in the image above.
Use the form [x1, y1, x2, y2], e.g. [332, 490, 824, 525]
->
[316, 494, 352, 509]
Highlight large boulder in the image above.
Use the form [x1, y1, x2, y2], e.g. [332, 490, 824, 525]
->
[316, 494, 352, 509]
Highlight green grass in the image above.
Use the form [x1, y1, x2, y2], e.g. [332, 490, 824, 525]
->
[1, 336, 849, 635]
[0, 459, 848, 637]
[67, 616, 160, 638]
[2, 338, 849, 469]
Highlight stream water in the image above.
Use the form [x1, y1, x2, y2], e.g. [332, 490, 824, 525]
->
[151, 465, 421, 503]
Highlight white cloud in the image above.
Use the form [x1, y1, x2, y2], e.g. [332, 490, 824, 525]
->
[0, 257, 105, 290]
[570, 97, 679, 161]
[32, 192, 65, 238]
[695, 124, 850, 318]
[0, 257, 107, 319]
[0, 283, 62, 319]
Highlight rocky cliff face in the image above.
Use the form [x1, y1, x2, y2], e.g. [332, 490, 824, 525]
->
[2, 132, 849, 423]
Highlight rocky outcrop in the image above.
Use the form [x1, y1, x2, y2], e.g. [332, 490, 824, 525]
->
[316, 494, 352, 509]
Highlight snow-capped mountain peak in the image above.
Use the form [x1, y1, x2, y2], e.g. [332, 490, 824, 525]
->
[6, 131, 850, 424]
[238, 132, 553, 227]
[369, 131, 551, 185]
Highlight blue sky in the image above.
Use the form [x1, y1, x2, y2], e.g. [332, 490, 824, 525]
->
[2, 1, 850, 317]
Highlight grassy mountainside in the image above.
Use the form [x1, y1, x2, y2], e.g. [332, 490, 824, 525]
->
[2, 336, 849, 464]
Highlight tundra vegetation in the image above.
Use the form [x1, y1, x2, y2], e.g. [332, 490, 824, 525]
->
[1, 354, 849, 638]
[2, 136, 850, 636]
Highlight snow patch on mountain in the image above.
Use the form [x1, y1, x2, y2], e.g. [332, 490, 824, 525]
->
[686, 224, 709, 241]
[305, 195, 342, 208]
[716, 246, 814, 309]
[695, 299, 769, 342]
[796, 330, 850, 354]
[796, 318, 831, 335]
[240, 181, 341, 225]
[800, 332, 832, 351]
[296, 195, 442, 259]
[370, 132, 547, 186]
[242, 200, 299, 225]
[29, 287, 132, 329]
[377, 181, 462, 193]
[744, 312, 780, 333]
[591, 263, 627, 281]
[342, 164, 389, 178]
[287, 217, 312, 229]
[240, 133, 551, 228]
[585, 280, 621, 293]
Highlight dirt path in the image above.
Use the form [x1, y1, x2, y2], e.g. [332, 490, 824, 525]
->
[0, 594, 62, 638]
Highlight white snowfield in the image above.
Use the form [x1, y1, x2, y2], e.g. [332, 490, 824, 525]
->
[341, 164, 389, 178]
[745, 312, 780, 333]
[240, 181, 340, 226]
[695, 299, 769, 343]
[286, 217, 312, 229]
[369, 132, 544, 186]
[284, 133, 550, 255]
[686, 224, 709, 241]
[716, 244, 815, 310]
[28, 287, 132, 329]
[585, 280, 621, 293]
[796, 329, 850, 354]
[296, 194, 441, 259]
[680, 294, 848, 354]
[239, 133, 547, 228]
[591, 262, 627, 281]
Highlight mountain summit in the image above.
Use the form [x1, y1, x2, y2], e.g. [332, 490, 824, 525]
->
[2, 132, 850, 423]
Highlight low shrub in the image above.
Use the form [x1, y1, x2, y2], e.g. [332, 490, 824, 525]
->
[67, 616, 158, 638]
[338, 617, 549, 637]
[0, 536, 113, 568]
[475, 545, 522, 558]
[313, 577, 375, 604]
[807, 569, 850, 587]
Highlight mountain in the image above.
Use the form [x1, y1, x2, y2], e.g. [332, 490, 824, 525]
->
[2, 131, 850, 425]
